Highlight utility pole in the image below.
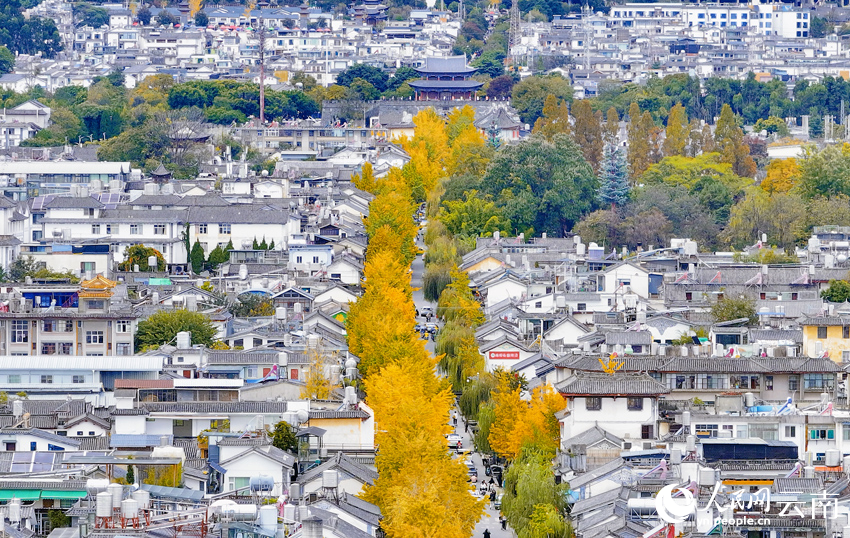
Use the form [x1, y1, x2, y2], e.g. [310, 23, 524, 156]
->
[508, 0, 520, 64]
[258, 17, 266, 124]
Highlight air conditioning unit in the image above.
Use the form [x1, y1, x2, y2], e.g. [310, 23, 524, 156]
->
[643, 442, 652, 450]
[623, 442, 632, 450]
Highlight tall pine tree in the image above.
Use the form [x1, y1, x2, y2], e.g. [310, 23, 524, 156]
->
[190, 240, 205, 274]
[597, 144, 631, 210]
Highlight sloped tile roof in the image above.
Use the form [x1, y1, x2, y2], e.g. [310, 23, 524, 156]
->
[558, 373, 670, 396]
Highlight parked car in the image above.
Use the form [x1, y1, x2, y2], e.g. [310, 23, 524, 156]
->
[420, 306, 434, 317]
[447, 433, 462, 449]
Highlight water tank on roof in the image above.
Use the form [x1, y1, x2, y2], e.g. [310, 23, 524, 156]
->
[826, 449, 841, 467]
[258, 505, 277, 530]
[804, 466, 815, 479]
[322, 470, 339, 489]
[699, 468, 716, 486]
[283, 504, 296, 523]
[275, 307, 287, 320]
[12, 400, 22, 419]
[95, 492, 112, 518]
[744, 392, 755, 407]
[222, 504, 258, 521]
[686, 435, 696, 452]
[121, 499, 139, 518]
[86, 479, 109, 497]
[176, 331, 191, 350]
[108, 483, 123, 509]
[239, 264, 248, 280]
[131, 490, 150, 509]
[682, 411, 691, 426]
[250, 475, 274, 492]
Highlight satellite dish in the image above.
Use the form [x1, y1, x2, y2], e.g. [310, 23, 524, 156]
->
[295, 410, 309, 423]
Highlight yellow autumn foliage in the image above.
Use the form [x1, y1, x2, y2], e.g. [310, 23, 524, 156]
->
[489, 379, 564, 460]
[761, 158, 799, 193]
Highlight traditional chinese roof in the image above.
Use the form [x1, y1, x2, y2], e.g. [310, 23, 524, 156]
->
[414, 55, 477, 75]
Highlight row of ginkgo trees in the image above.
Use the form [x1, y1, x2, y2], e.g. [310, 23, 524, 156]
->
[346, 110, 485, 537]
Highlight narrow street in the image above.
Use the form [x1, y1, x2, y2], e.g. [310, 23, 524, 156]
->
[411, 226, 515, 537]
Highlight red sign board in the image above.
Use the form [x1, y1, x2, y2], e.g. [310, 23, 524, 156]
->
[489, 351, 520, 361]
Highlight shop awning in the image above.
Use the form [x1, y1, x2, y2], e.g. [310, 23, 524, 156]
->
[0, 490, 40, 501]
[41, 491, 87, 500]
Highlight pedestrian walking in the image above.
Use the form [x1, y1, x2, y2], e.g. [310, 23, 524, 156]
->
[500, 517, 507, 530]
[483, 530, 491, 538]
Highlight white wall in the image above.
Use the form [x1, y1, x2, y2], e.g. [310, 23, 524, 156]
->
[563, 396, 657, 441]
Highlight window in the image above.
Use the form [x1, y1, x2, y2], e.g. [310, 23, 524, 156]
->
[843, 326, 849, 339]
[116, 343, 131, 355]
[32, 230, 42, 242]
[765, 375, 774, 390]
[786, 426, 796, 438]
[92, 224, 100, 234]
[198, 224, 208, 234]
[87, 300, 104, 310]
[627, 397, 643, 411]
[154, 224, 166, 235]
[228, 477, 250, 491]
[809, 428, 835, 440]
[81, 262, 95, 273]
[219, 224, 231, 234]
[695, 424, 718, 438]
[11, 320, 28, 343]
[641, 425, 654, 439]
[296, 256, 303, 263]
[86, 331, 104, 344]
[843, 425, 850, 441]
[804, 373, 834, 390]
[789, 375, 799, 391]
[43, 320, 59, 332]
[577, 303, 586, 311]
[60, 343, 72, 355]
[535, 301, 542, 308]
[130, 224, 139, 235]
[290, 368, 299, 380]
[817, 326, 827, 339]
[750, 423, 778, 440]
[585, 397, 602, 411]
[88, 431, 95, 436]
[41, 343, 56, 355]
[72, 375, 85, 384]
[685, 292, 692, 301]
[105, 225, 111, 234]
[312, 256, 319, 264]
[41, 375, 53, 384]
[30, 442, 37, 451]
[8, 375, 20, 384]
[116, 320, 130, 333]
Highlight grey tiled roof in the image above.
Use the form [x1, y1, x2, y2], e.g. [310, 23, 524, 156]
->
[142, 401, 289, 413]
[309, 410, 370, 419]
[800, 316, 850, 326]
[560, 355, 840, 374]
[557, 373, 670, 396]
[562, 425, 623, 449]
[605, 331, 653, 346]
[749, 329, 803, 343]
[569, 458, 628, 489]
[206, 351, 279, 365]
[188, 205, 290, 225]
[774, 477, 823, 493]
[297, 452, 377, 486]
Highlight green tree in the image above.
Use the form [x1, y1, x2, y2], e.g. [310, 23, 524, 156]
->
[753, 116, 790, 137]
[190, 240, 205, 274]
[0, 0, 63, 58]
[194, 11, 209, 26]
[348, 78, 380, 101]
[598, 145, 630, 209]
[571, 99, 603, 172]
[259, 237, 268, 250]
[118, 245, 166, 272]
[502, 448, 570, 536]
[711, 296, 758, 324]
[822, 280, 850, 303]
[207, 245, 229, 270]
[126, 464, 135, 485]
[137, 6, 152, 25]
[335, 63, 389, 92]
[271, 420, 297, 452]
[715, 104, 757, 177]
[797, 144, 850, 199]
[252, 237, 259, 250]
[0, 46, 14, 75]
[439, 191, 510, 238]
[386, 66, 419, 92]
[268, 239, 275, 250]
[135, 310, 217, 349]
[156, 10, 177, 27]
[74, 3, 109, 27]
[47, 510, 71, 530]
[811, 16, 833, 38]
[481, 134, 597, 236]
[225, 239, 234, 251]
[511, 75, 573, 125]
